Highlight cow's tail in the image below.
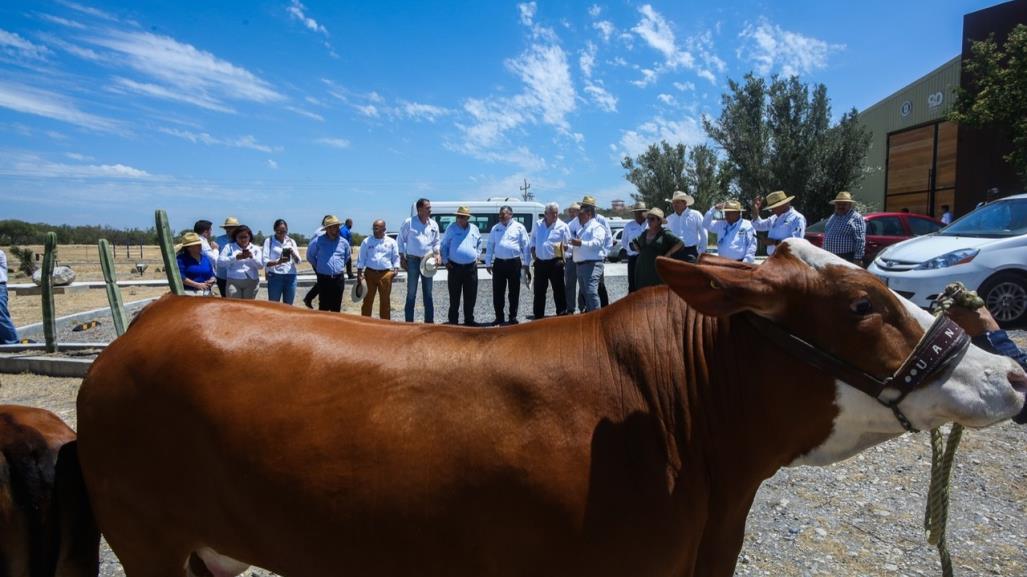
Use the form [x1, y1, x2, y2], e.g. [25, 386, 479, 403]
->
[52, 441, 100, 577]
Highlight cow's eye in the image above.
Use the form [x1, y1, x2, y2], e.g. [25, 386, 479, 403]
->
[850, 298, 873, 315]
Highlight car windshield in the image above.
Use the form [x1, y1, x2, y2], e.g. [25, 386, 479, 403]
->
[434, 213, 535, 234]
[940, 199, 1027, 238]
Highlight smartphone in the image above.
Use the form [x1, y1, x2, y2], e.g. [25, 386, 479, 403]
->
[282, 247, 293, 258]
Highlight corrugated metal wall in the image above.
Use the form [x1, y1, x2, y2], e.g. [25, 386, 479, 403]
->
[853, 56, 961, 210]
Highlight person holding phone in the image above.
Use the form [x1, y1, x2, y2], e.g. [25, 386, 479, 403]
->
[263, 219, 301, 305]
[218, 224, 263, 299]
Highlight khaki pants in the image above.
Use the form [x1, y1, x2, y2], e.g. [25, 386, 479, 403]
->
[361, 269, 394, 319]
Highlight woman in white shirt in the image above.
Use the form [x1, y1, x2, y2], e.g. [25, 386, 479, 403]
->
[218, 224, 263, 299]
[262, 219, 301, 305]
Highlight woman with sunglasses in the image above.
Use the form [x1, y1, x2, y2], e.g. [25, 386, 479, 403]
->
[632, 208, 684, 291]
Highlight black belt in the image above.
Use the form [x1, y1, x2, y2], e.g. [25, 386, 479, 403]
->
[576, 259, 600, 264]
[365, 267, 391, 272]
[495, 257, 521, 263]
[536, 258, 559, 262]
[318, 273, 343, 279]
[449, 261, 476, 267]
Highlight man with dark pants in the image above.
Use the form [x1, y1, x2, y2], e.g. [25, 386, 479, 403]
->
[486, 206, 531, 325]
[530, 202, 569, 318]
[440, 206, 482, 325]
[302, 215, 331, 309]
[306, 215, 350, 312]
[340, 218, 355, 279]
[822, 191, 866, 266]
[621, 202, 647, 293]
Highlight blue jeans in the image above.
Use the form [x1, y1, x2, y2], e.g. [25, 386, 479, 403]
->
[0, 284, 17, 344]
[267, 272, 297, 305]
[563, 259, 577, 313]
[404, 256, 434, 323]
[575, 261, 604, 312]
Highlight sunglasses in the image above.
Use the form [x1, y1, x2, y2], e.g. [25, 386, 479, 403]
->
[646, 216, 661, 222]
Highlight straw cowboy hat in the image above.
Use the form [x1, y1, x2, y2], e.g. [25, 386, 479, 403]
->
[456, 206, 473, 217]
[322, 215, 343, 228]
[350, 277, 367, 302]
[829, 191, 855, 204]
[646, 207, 666, 221]
[721, 200, 743, 212]
[763, 190, 795, 210]
[174, 231, 204, 252]
[580, 195, 598, 207]
[665, 191, 695, 206]
[631, 201, 648, 212]
[221, 216, 240, 228]
[419, 255, 438, 278]
[569, 202, 582, 211]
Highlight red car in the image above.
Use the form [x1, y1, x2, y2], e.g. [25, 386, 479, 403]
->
[805, 212, 945, 262]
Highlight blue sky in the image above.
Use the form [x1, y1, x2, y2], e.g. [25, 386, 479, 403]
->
[0, 0, 997, 235]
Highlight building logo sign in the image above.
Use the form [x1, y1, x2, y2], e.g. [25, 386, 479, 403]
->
[900, 100, 912, 117]
[927, 91, 944, 109]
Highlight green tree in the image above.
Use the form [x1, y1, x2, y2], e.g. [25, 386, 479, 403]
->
[686, 144, 731, 211]
[621, 141, 690, 210]
[704, 74, 871, 221]
[951, 24, 1027, 184]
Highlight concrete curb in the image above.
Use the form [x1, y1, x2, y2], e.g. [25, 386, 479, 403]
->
[0, 355, 93, 378]
[15, 298, 157, 340]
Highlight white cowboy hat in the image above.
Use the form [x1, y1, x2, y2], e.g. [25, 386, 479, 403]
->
[350, 277, 366, 302]
[665, 191, 695, 205]
[419, 255, 438, 278]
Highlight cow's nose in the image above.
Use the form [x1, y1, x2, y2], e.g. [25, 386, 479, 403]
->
[1010, 370, 1027, 425]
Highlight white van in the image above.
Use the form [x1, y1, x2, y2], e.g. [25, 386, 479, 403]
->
[411, 198, 546, 260]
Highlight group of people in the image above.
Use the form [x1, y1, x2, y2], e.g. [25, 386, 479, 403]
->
[172, 187, 873, 325]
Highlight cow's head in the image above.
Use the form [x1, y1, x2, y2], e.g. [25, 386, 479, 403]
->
[656, 239, 1027, 465]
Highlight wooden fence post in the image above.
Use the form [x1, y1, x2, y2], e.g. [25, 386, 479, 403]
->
[41, 232, 58, 353]
[155, 209, 184, 295]
[98, 239, 129, 336]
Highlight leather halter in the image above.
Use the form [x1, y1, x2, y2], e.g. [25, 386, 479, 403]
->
[745, 312, 971, 433]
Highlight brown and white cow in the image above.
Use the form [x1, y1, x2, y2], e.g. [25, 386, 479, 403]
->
[0, 405, 99, 577]
[76, 239, 1026, 577]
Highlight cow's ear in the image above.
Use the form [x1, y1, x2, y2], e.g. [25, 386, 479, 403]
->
[656, 256, 776, 317]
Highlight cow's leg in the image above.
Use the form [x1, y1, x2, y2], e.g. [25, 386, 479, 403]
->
[692, 492, 758, 577]
[53, 442, 100, 577]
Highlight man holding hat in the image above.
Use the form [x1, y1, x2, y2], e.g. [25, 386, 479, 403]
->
[306, 215, 350, 312]
[753, 191, 806, 256]
[486, 205, 531, 325]
[399, 198, 442, 323]
[578, 195, 612, 307]
[570, 199, 607, 312]
[621, 202, 648, 293]
[703, 200, 757, 263]
[357, 219, 400, 319]
[214, 216, 239, 297]
[665, 191, 707, 262]
[440, 206, 482, 326]
[530, 202, 570, 318]
[823, 191, 867, 266]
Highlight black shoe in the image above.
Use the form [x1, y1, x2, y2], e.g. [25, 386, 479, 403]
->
[303, 298, 314, 309]
[464, 320, 479, 327]
[507, 319, 519, 325]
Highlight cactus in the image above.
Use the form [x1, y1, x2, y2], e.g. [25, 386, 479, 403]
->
[155, 209, 184, 295]
[98, 239, 129, 336]
[41, 232, 58, 353]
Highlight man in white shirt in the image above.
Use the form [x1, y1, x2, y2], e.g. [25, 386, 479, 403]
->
[563, 203, 581, 315]
[486, 205, 531, 325]
[664, 191, 708, 262]
[214, 216, 240, 297]
[752, 190, 806, 256]
[357, 219, 400, 320]
[940, 205, 953, 225]
[530, 202, 570, 319]
[193, 220, 220, 264]
[702, 201, 757, 263]
[621, 202, 648, 293]
[570, 201, 607, 312]
[0, 248, 17, 344]
[580, 196, 612, 307]
[399, 198, 442, 323]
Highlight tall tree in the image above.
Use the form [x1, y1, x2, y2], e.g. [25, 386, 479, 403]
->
[704, 74, 871, 221]
[621, 141, 689, 210]
[686, 144, 726, 211]
[951, 24, 1027, 185]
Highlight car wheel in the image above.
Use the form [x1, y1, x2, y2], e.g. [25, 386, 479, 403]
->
[979, 273, 1027, 327]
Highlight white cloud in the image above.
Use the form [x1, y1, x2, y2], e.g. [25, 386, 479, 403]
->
[673, 81, 696, 91]
[84, 30, 283, 109]
[594, 21, 614, 42]
[738, 19, 843, 77]
[584, 83, 617, 112]
[36, 33, 104, 61]
[588, 5, 601, 17]
[518, 2, 537, 26]
[688, 28, 725, 84]
[36, 13, 86, 29]
[286, 105, 325, 122]
[657, 93, 675, 105]
[111, 77, 235, 113]
[65, 152, 93, 161]
[287, 0, 328, 35]
[506, 43, 575, 129]
[56, 1, 119, 22]
[400, 102, 451, 122]
[616, 115, 705, 158]
[579, 41, 597, 78]
[315, 137, 351, 149]
[0, 29, 51, 61]
[0, 81, 121, 132]
[0, 152, 151, 179]
[632, 5, 692, 68]
[355, 104, 379, 117]
[160, 127, 276, 153]
[266, 159, 278, 169]
[630, 68, 658, 88]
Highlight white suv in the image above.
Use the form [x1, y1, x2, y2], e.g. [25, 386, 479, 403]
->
[867, 193, 1027, 326]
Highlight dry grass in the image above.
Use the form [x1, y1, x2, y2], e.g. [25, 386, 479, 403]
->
[7, 286, 171, 326]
